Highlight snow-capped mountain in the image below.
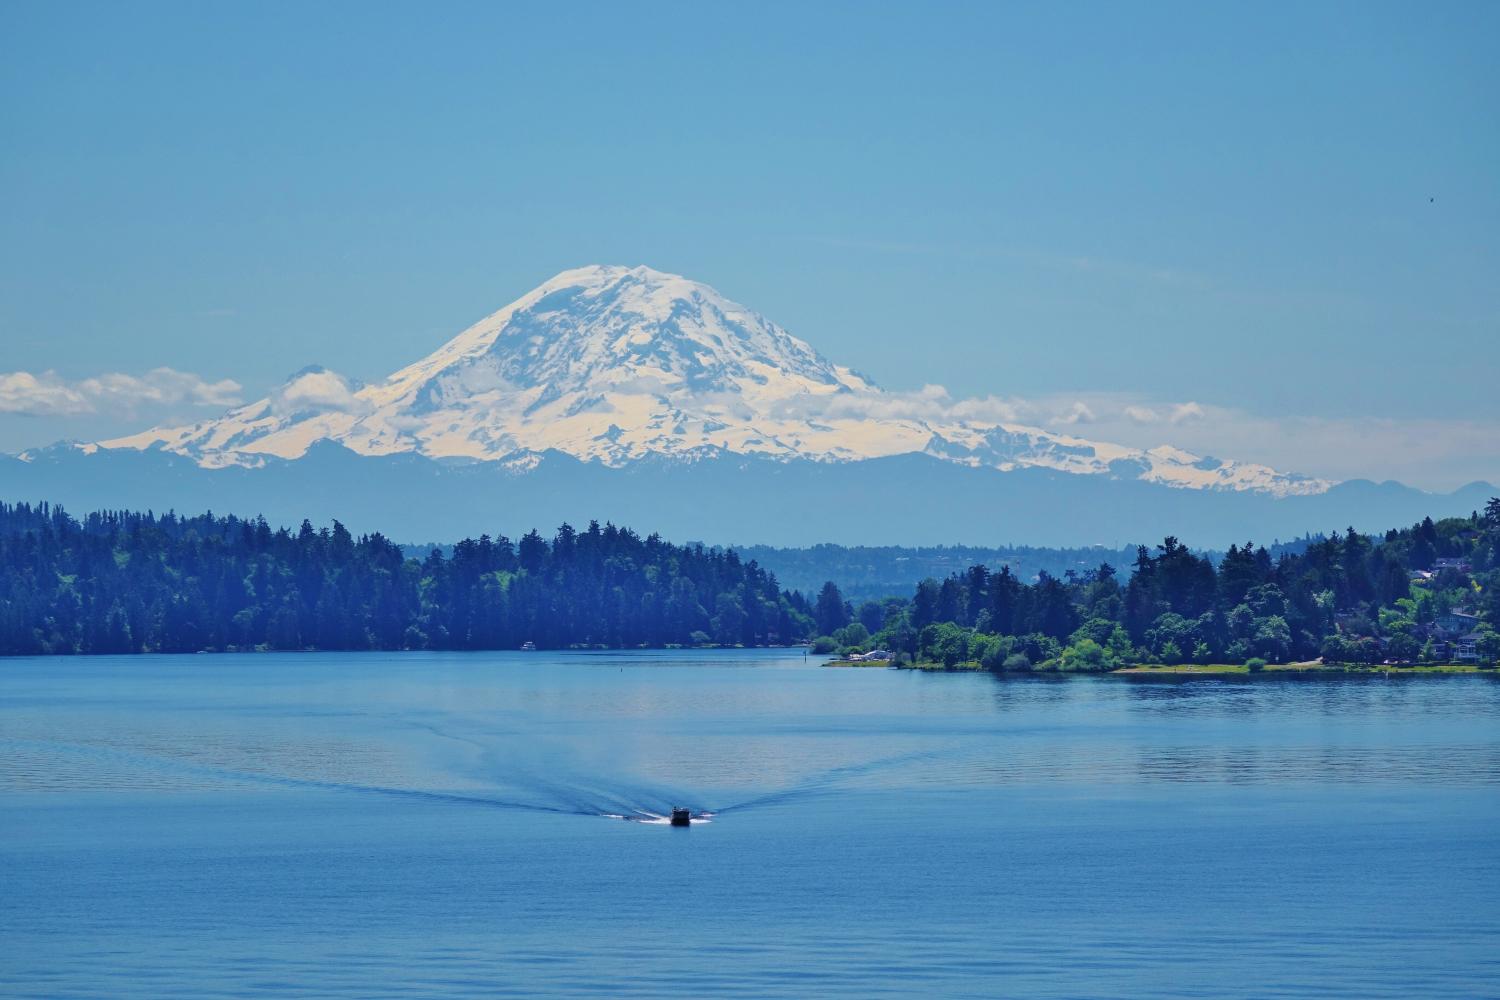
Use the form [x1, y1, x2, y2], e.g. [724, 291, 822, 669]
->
[99, 265, 1330, 497]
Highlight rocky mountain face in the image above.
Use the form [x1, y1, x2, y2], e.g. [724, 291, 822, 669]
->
[98, 265, 1329, 497]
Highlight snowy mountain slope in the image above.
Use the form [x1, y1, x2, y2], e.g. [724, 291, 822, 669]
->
[99, 264, 1332, 497]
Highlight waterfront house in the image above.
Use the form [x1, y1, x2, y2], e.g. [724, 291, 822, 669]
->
[1454, 632, 1482, 662]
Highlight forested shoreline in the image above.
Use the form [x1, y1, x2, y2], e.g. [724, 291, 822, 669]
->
[820, 499, 1500, 670]
[1, 499, 1497, 666]
[0, 503, 812, 654]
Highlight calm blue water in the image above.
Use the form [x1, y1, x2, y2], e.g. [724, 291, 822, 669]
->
[2, 650, 1498, 998]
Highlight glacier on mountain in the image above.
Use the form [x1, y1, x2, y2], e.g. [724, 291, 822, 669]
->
[100, 264, 1332, 497]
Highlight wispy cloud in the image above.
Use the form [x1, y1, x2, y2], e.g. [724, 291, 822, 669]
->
[269, 368, 368, 416]
[1125, 401, 1208, 425]
[768, 383, 1023, 425]
[0, 368, 242, 417]
[1169, 401, 1205, 425]
[1017, 393, 1500, 491]
[1052, 401, 1096, 426]
[775, 382, 1498, 490]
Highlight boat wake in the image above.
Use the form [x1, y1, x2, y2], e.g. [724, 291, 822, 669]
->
[6, 735, 949, 827]
[710, 748, 953, 815]
[5, 738, 602, 814]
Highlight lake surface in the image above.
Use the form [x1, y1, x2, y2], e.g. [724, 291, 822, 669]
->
[2, 650, 1498, 999]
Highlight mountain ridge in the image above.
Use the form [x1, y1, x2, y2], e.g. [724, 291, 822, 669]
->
[7, 439, 1492, 550]
[95, 264, 1331, 498]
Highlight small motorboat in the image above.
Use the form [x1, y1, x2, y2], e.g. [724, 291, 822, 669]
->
[670, 807, 692, 827]
[519, 641, 536, 651]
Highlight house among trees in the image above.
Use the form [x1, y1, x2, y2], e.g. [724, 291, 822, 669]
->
[1455, 632, 1484, 662]
[1435, 611, 1481, 637]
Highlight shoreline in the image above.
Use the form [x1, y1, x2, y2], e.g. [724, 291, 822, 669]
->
[826, 658, 1493, 676]
[1114, 662, 1488, 675]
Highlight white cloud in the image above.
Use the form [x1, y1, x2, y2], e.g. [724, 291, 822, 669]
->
[946, 395, 1026, 423]
[769, 383, 958, 423]
[1050, 401, 1096, 426]
[1028, 394, 1500, 492]
[270, 368, 370, 416]
[0, 368, 242, 416]
[769, 384, 1039, 427]
[0, 372, 89, 415]
[776, 384, 1498, 490]
[1169, 401, 1206, 424]
[6, 357, 1491, 490]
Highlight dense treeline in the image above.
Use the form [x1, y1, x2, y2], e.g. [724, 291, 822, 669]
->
[815, 500, 1500, 669]
[6, 499, 1499, 665]
[0, 503, 813, 655]
[733, 537, 1318, 604]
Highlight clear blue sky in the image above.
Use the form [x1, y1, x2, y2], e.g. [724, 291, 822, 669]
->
[2, 1, 1496, 486]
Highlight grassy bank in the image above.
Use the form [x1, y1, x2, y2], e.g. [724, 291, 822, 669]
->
[1116, 662, 1490, 675]
[1114, 663, 1252, 674]
[828, 657, 1492, 675]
